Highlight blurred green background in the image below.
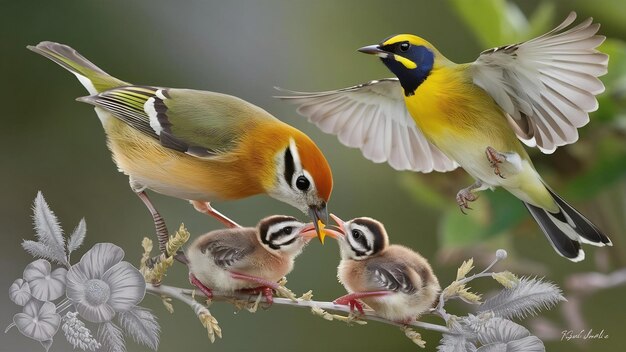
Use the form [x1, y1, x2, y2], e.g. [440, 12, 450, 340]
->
[2, 0, 625, 351]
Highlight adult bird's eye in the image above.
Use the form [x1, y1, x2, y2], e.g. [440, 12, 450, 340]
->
[352, 230, 362, 239]
[283, 227, 293, 235]
[399, 42, 410, 52]
[296, 176, 310, 191]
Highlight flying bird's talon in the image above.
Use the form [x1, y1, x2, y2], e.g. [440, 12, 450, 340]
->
[485, 146, 507, 178]
[456, 187, 478, 214]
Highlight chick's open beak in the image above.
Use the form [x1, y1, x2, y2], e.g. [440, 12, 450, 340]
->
[299, 223, 343, 241]
[358, 45, 389, 59]
[308, 204, 329, 244]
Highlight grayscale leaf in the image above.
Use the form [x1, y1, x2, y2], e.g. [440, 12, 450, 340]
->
[67, 218, 86, 254]
[21, 240, 68, 266]
[32, 192, 68, 265]
[478, 277, 565, 320]
[98, 321, 126, 352]
[477, 318, 545, 352]
[118, 307, 160, 350]
[437, 333, 477, 352]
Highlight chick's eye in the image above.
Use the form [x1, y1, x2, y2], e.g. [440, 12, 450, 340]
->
[352, 230, 362, 239]
[399, 42, 410, 52]
[296, 176, 310, 191]
[283, 227, 292, 235]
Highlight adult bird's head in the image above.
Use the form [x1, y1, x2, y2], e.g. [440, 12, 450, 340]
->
[265, 128, 333, 243]
[358, 35, 440, 97]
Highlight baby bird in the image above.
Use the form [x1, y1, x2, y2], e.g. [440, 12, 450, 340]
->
[327, 214, 440, 323]
[186, 215, 341, 303]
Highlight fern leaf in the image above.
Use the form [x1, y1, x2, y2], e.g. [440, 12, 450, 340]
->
[98, 322, 126, 352]
[22, 240, 68, 266]
[67, 218, 86, 254]
[478, 277, 565, 320]
[118, 307, 160, 350]
[32, 192, 67, 265]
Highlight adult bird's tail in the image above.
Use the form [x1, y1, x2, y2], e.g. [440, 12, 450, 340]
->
[524, 187, 611, 262]
[27, 41, 128, 94]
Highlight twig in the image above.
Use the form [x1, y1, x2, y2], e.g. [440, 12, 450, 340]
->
[145, 284, 451, 334]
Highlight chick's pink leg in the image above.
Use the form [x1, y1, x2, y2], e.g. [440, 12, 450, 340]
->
[230, 272, 280, 306]
[333, 291, 392, 315]
[190, 201, 241, 228]
[189, 273, 213, 299]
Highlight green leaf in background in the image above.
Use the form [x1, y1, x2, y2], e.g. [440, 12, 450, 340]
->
[526, 2, 556, 38]
[566, 144, 626, 200]
[439, 199, 491, 247]
[483, 189, 527, 236]
[400, 174, 449, 211]
[449, 0, 509, 47]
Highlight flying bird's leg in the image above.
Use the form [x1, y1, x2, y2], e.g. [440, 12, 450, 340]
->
[191, 201, 241, 228]
[189, 272, 213, 300]
[456, 180, 490, 214]
[485, 147, 524, 180]
[333, 291, 392, 315]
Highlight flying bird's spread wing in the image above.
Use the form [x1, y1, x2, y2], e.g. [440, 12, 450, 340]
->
[276, 79, 458, 173]
[471, 12, 608, 153]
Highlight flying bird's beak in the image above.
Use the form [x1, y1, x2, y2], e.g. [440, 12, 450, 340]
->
[308, 204, 329, 244]
[358, 45, 389, 59]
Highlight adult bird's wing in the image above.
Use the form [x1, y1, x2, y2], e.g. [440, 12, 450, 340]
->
[276, 79, 458, 173]
[78, 86, 277, 159]
[366, 259, 416, 294]
[471, 12, 608, 153]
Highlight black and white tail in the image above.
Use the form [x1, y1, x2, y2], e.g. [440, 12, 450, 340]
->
[524, 187, 611, 262]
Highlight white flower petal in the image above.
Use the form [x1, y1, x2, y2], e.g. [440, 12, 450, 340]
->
[66, 264, 89, 303]
[13, 301, 60, 342]
[23, 259, 51, 281]
[24, 260, 66, 301]
[102, 262, 146, 311]
[75, 301, 116, 323]
[77, 243, 124, 279]
[9, 278, 31, 306]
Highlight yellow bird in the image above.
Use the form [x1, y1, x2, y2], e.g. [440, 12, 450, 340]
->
[29, 42, 333, 247]
[278, 12, 611, 261]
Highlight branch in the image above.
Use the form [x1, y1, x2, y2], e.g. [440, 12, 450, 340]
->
[145, 284, 451, 334]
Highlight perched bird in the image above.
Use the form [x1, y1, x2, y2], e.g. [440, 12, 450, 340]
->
[28, 42, 333, 248]
[278, 12, 611, 261]
[325, 214, 440, 323]
[185, 215, 342, 303]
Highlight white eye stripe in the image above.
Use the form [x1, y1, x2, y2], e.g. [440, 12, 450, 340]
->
[347, 224, 375, 256]
[266, 221, 303, 240]
[288, 139, 317, 192]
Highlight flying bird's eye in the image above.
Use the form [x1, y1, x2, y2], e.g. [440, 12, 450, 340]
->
[296, 176, 310, 191]
[399, 42, 410, 52]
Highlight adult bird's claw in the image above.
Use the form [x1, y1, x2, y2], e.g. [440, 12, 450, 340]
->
[485, 146, 506, 179]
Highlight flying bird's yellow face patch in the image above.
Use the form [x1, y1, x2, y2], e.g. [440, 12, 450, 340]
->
[392, 54, 417, 69]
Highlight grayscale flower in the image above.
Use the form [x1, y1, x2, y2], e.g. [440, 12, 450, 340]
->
[12, 300, 61, 342]
[66, 243, 146, 323]
[9, 278, 32, 306]
[23, 259, 67, 302]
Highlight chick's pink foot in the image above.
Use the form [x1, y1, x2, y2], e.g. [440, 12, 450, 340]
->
[333, 291, 392, 315]
[237, 286, 274, 306]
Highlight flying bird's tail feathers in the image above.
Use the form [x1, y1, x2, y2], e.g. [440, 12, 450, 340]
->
[524, 186, 611, 262]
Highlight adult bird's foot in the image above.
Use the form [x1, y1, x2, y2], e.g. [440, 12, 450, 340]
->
[456, 188, 479, 215]
[238, 286, 275, 306]
[190, 200, 241, 228]
[486, 146, 506, 179]
[189, 273, 213, 299]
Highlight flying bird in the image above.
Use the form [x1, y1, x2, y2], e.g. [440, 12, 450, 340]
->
[278, 12, 611, 261]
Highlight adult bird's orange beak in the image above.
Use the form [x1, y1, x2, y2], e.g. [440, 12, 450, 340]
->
[309, 204, 329, 244]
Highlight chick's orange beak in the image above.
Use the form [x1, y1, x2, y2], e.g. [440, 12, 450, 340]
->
[300, 222, 344, 242]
